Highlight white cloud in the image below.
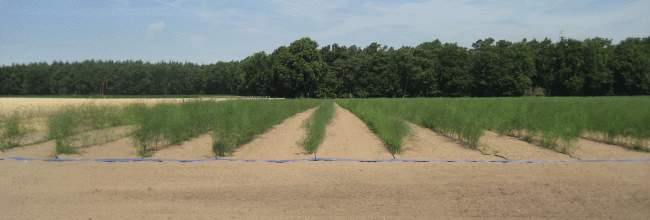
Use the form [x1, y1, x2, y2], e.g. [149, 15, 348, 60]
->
[145, 21, 166, 39]
[196, 11, 222, 24]
[147, 21, 166, 33]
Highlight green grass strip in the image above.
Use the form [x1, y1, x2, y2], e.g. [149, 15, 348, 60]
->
[336, 99, 409, 154]
[300, 100, 335, 153]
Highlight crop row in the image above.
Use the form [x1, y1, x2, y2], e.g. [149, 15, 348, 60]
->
[1, 99, 326, 157]
[338, 97, 650, 153]
[336, 100, 409, 154]
[300, 100, 335, 154]
[3, 97, 648, 157]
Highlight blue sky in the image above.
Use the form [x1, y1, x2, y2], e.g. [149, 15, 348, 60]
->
[1, 0, 649, 65]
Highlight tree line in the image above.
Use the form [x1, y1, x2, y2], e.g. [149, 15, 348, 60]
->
[1, 36, 649, 97]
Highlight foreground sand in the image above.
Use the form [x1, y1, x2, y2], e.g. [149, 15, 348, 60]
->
[1, 160, 649, 219]
[2, 102, 650, 219]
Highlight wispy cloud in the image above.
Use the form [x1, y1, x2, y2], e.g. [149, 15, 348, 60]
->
[269, 0, 347, 18]
[152, 0, 190, 8]
[195, 10, 263, 33]
[312, 0, 650, 48]
[311, 1, 489, 41]
[2, 0, 649, 65]
[145, 21, 165, 39]
[147, 21, 165, 32]
[149, 1, 265, 35]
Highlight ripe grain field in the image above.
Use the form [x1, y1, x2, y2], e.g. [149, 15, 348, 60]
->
[1, 97, 650, 219]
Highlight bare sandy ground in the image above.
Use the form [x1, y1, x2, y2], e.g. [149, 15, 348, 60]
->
[583, 131, 650, 151]
[477, 131, 650, 160]
[59, 137, 139, 159]
[1, 125, 136, 159]
[315, 104, 394, 159]
[1, 160, 649, 219]
[0, 140, 55, 158]
[151, 134, 215, 160]
[399, 122, 499, 160]
[222, 108, 317, 160]
[17, 130, 47, 146]
[480, 131, 572, 160]
[573, 138, 650, 159]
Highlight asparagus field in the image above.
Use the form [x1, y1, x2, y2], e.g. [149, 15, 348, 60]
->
[2, 97, 650, 219]
[337, 97, 650, 154]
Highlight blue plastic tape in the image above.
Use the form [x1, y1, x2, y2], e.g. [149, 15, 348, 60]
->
[2, 157, 650, 163]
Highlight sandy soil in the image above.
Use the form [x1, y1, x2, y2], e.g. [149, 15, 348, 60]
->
[480, 131, 572, 160]
[1, 125, 134, 159]
[1, 118, 49, 147]
[583, 131, 650, 150]
[1, 160, 649, 219]
[477, 131, 650, 160]
[222, 108, 317, 160]
[68, 125, 135, 147]
[573, 138, 650, 159]
[151, 134, 215, 160]
[0, 140, 55, 158]
[315, 104, 394, 159]
[399, 122, 499, 160]
[17, 130, 47, 146]
[59, 137, 139, 159]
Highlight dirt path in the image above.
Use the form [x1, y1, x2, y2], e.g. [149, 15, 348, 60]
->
[0, 141, 55, 159]
[480, 131, 573, 160]
[398, 122, 498, 160]
[59, 137, 138, 159]
[222, 108, 317, 160]
[1, 160, 649, 219]
[573, 138, 650, 159]
[151, 134, 215, 160]
[315, 104, 393, 160]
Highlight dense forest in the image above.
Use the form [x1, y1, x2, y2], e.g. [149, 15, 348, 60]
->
[1, 36, 649, 98]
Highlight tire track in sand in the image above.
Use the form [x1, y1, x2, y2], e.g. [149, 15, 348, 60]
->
[315, 104, 393, 160]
